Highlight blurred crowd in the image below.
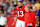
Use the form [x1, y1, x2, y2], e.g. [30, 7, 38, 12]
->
[0, 0, 40, 15]
[0, 0, 40, 27]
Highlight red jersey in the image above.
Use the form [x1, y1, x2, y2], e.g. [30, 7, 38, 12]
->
[31, 11, 37, 22]
[24, 10, 32, 23]
[16, 6, 25, 21]
[31, 11, 37, 27]
[6, 16, 15, 27]
[24, 10, 33, 27]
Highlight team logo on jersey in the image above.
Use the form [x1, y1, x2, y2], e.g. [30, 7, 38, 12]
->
[17, 7, 18, 10]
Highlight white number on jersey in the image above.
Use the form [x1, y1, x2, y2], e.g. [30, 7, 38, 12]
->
[18, 11, 24, 17]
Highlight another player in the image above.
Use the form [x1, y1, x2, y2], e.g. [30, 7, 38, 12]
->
[16, 1, 25, 27]
[24, 6, 33, 27]
[31, 6, 37, 27]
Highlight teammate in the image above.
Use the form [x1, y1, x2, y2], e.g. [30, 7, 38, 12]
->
[16, 1, 25, 27]
[24, 6, 33, 27]
[31, 6, 37, 27]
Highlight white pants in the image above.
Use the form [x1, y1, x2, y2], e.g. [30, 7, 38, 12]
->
[16, 19, 25, 27]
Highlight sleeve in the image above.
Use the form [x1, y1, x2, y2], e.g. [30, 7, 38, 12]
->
[36, 10, 39, 16]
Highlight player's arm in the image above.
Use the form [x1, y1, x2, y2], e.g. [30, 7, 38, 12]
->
[25, 6, 30, 12]
[11, 17, 16, 26]
[35, 16, 39, 27]
[5, 17, 7, 27]
[35, 10, 39, 27]
[25, 6, 27, 12]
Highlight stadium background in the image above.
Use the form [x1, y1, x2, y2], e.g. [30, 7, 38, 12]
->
[0, 0, 40, 27]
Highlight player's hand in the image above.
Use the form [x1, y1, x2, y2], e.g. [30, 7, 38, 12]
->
[35, 24, 38, 27]
[11, 23, 14, 26]
[27, 23, 32, 26]
[30, 23, 32, 26]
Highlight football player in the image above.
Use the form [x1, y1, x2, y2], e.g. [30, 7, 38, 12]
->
[24, 6, 33, 27]
[16, 1, 25, 27]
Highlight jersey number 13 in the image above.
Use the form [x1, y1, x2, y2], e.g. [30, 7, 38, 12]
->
[18, 11, 24, 17]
